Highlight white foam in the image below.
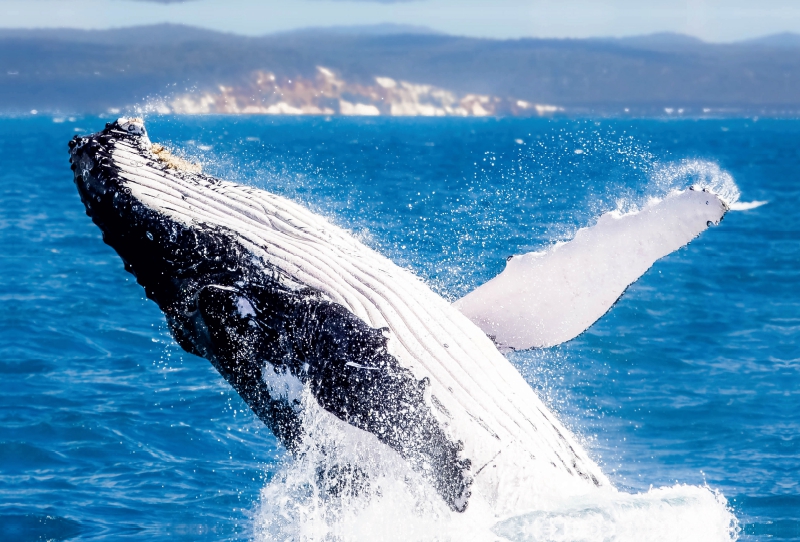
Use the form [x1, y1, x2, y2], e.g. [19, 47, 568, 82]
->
[254, 390, 468, 541]
[491, 485, 738, 542]
[729, 200, 767, 211]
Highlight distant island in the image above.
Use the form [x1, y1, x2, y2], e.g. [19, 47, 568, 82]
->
[1, 24, 799, 116]
[166, 67, 560, 117]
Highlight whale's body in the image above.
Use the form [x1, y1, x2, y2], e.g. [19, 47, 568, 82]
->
[69, 118, 730, 517]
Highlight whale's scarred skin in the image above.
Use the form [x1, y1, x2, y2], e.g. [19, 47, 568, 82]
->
[69, 118, 609, 515]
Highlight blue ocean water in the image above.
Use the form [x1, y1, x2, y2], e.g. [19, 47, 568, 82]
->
[0, 115, 797, 541]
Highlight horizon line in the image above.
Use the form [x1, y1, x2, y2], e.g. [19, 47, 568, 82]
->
[1, 22, 799, 45]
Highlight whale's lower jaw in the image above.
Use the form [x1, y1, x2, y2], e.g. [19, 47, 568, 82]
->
[69, 120, 472, 511]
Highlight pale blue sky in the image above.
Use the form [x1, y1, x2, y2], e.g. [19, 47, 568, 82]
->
[3, 0, 800, 42]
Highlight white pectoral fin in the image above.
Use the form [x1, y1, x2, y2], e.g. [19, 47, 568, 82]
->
[454, 188, 728, 350]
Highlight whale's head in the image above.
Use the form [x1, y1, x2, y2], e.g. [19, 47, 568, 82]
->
[69, 117, 146, 206]
[67, 118, 252, 350]
[69, 117, 199, 212]
[70, 118, 186, 300]
[68, 115, 269, 327]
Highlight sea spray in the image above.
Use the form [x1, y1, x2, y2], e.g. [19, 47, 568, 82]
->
[254, 391, 739, 541]
[254, 388, 473, 541]
[648, 159, 740, 208]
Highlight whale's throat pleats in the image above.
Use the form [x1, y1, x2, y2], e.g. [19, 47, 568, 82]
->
[69, 118, 609, 516]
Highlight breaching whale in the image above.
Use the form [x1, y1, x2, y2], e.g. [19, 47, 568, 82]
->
[69, 118, 729, 517]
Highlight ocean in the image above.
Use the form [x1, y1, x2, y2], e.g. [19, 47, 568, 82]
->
[0, 115, 797, 541]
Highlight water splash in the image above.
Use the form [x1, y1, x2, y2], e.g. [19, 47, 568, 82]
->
[253, 390, 475, 541]
[729, 200, 767, 211]
[252, 392, 739, 541]
[648, 159, 741, 206]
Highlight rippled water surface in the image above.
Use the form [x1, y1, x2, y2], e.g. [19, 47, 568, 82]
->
[1, 116, 798, 540]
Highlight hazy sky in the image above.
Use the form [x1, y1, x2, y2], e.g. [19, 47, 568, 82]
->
[3, 0, 800, 41]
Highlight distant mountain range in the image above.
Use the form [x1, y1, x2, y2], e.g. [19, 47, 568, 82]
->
[1, 24, 799, 116]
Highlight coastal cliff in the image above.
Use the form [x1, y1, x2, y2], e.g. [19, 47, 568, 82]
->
[165, 67, 561, 117]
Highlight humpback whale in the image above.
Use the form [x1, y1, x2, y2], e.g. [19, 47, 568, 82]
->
[68, 118, 729, 517]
